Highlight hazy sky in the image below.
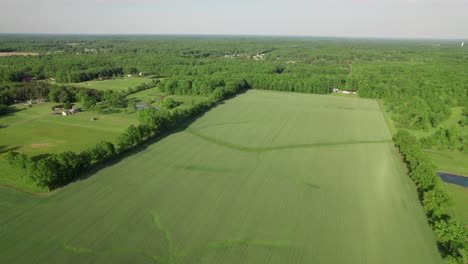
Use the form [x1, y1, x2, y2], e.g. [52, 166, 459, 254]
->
[1, 0, 467, 38]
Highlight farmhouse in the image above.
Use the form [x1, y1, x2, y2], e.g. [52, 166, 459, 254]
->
[27, 98, 48, 105]
[62, 108, 81, 116]
[341, 90, 357, 94]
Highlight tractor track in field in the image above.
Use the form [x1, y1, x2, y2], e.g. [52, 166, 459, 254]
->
[185, 128, 393, 153]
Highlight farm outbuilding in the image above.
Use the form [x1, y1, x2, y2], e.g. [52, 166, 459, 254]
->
[62, 108, 81, 116]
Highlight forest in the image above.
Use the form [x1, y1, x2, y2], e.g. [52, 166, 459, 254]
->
[0, 35, 467, 263]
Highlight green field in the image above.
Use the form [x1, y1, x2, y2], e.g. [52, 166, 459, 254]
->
[0, 90, 442, 263]
[72, 77, 155, 91]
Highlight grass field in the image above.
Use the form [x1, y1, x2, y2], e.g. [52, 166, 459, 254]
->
[72, 77, 155, 91]
[0, 90, 442, 263]
[126, 87, 208, 110]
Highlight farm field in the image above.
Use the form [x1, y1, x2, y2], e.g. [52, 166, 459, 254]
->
[71, 77, 155, 91]
[0, 90, 442, 263]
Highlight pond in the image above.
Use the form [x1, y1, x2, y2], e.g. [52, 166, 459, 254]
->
[437, 172, 468, 188]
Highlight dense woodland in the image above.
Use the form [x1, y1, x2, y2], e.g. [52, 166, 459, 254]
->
[1, 35, 467, 262]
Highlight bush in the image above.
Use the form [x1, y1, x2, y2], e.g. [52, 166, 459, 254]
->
[160, 98, 180, 110]
[4, 151, 31, 169]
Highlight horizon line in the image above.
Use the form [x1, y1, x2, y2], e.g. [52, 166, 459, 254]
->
[0, 32, 466, 41]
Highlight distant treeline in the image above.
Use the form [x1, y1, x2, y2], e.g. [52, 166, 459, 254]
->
[394, 131, 467, 264]
[2, 37, 466, 132]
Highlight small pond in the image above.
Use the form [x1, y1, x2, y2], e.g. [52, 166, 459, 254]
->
[437, 172, 468, 188]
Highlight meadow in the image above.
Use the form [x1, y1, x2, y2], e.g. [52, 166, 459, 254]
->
[0, 90, 442, 263]
[71, 77, 155, 92]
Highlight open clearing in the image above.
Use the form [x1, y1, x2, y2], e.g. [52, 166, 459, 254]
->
[0, 90, 441, 263]
[71, 77, 155, 91]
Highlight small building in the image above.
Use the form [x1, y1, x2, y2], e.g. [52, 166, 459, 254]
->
[136, 104, 150, 110]
[341, 90, 357, 95]
[136, 104, 160, 111]
[70, 108, 81, 114]
[62, 108, 81, 116]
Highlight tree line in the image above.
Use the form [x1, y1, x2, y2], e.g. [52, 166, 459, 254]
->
[394, 131, 467, 264]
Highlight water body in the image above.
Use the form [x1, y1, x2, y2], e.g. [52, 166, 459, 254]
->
[437, 172, 468, 188]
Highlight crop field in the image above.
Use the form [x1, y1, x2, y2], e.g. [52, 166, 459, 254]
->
[71, 77, 155, 91]
[0, 90, 442, 263]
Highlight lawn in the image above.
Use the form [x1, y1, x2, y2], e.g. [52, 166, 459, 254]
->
[72, 77, 155, 92]
[0, 90, 442, 263]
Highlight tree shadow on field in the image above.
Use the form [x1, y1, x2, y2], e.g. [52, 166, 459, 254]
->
[31, 153, 52, 161]
[0, 106, 27, 128]
[72, 94, 240, 185]
[0, 145, 23, 154]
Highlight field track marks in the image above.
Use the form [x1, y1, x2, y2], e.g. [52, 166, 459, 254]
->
[193, 120, 250, 129]
[185, 128, 393, 153]
[62, 242, 163, 263]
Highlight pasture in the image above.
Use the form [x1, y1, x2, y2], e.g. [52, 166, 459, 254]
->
[72, 77, 155, 91]
[0, 90, 442, 263]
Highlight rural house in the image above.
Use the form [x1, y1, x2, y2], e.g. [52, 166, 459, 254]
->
[62, 108, 81, 116]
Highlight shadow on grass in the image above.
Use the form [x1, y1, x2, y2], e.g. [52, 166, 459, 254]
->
[73, 112, 208, 184]
[0, 106, 27, 128]
[31, 153, 52, 162]
[0, 145, 23, 155]
[69, 95, 236, 186]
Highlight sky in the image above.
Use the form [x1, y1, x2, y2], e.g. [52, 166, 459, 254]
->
[1, 0, 468, 39]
